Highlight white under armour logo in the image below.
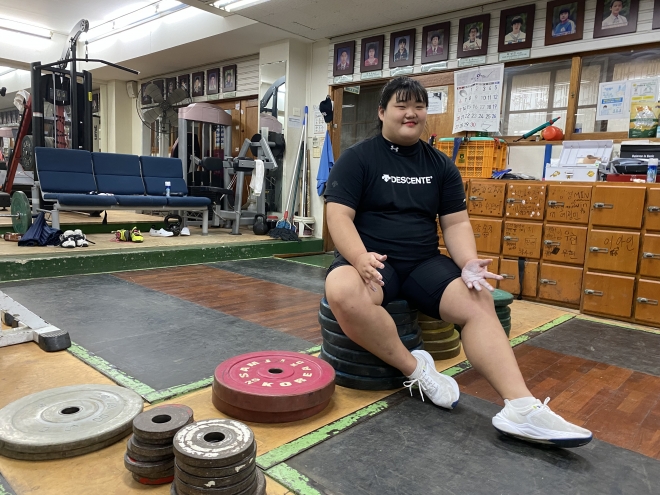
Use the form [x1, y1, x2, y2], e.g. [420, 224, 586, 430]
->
[382, 174, 391, 182]
[390, 145, 399, 152]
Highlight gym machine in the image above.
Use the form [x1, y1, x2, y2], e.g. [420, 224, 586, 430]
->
[178, 103, 280, 235]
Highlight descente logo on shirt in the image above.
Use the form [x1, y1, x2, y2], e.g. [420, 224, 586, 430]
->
[381, 174, 433, 184]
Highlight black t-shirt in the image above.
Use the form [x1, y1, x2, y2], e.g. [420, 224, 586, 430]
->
[325, 134, 466, 261]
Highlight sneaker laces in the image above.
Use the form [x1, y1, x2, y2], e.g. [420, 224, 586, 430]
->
[527, 397, 560, 419]
[403, 371, 438, 403]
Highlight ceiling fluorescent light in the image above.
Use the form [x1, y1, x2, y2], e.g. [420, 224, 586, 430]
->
[0, 18, 51, 39]
[218, 0, 270, 12]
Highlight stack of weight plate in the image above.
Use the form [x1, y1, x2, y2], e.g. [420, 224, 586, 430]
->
[492, 289, 514, 337]
[171, 419, 265, 495]
[124, 404, 194, 485]
[213, 351, 335, 423]
[0, 384, 143, 460]
[417, 314, 462, 360]
[318, 297, 423, 390]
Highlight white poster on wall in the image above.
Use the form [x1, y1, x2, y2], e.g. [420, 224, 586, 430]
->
[596, 81, 630, 120]
[427, 86, 448, 115]
[453, 64, 504, 133]
[630, 78, 659, 105]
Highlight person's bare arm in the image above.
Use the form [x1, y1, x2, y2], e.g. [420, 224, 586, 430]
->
[440, 210, 502, 291]
[326, 202, 386, 291]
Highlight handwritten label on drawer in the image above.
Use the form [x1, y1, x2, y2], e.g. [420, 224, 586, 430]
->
[546, 186, 592, 224]
[503, 221, 542, 258]
[542, 225, 586, 265]
[468, 182, 506, 217]
[505, 184, 545, 220]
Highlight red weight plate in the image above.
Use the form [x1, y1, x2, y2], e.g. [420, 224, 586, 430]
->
[214, 351, 335, 413]
[131, 472, 174, 485]
[212, 391, 331, 423]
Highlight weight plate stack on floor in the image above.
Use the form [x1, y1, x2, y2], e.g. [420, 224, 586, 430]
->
[318, 298, 422, 390]
[0, 384, 143, 460]
[171, 419, 265, 495]
[212, 351, 335, 423]
[492, 289, 514, 337]
[417, 314, 462, 361]
[124, 404, 194, 485]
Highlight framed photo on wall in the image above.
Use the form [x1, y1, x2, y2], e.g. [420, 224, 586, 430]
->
[92, 93, 99, 114]
[333, 41, 355, 77]
[222, 65, 237, 93]
[152, 80, 164, 101]
[165, 77, 177, 99]
[457, 14, 490, 58]
[421, 22, 450, 64]
[192, 72, 205, 97]
[545, 0, 585, 45]
[178, 74, 190, 96]
[140, 83, 152, 106]
[389, 29, 416, 68]
[360, 35, 384, 72]
[593, 0, 638, 38]
[207, 68, 220, 95]
[654, 0, 660, 29]
[498, 5, 535, 52]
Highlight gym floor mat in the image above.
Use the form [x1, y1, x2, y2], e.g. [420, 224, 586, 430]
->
[0, 274, 314, 392]
[280, 253, 335, 269]
[211, 257, 326, 294]
[525, 317, 660, 377]
[279, 393, 660, 495]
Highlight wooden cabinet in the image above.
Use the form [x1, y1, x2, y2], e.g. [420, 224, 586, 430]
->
[440, 247, 450, 257]
[538, 264, 583, 305]
[545, 184, 592, 225]
[505, 183, 546, 220]
[438, 229, 445, 246]
[471, 218, 502, 254]
[590, 185, 645, 229]
[502, 221, 543, 259]
[586, 230, 640, 274]
[542, 224, 587, 265]
[467, 180, 506, 217]
[478, 254, 499, 276]
[582, 272, 635, 318]
[645, 187, 660, 232]
[640, 234, 660, 278]
[635, 279, 660, 326]
[499, 258, 538, 297]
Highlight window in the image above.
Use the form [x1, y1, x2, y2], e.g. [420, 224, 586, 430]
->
[340, 85, 383, 153]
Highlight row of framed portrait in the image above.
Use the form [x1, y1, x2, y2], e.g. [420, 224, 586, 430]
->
[140, 65, 237, 106]
[0, 110, 20, 126]
[334, 0, 660, 77]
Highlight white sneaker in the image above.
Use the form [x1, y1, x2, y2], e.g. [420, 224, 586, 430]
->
[60, 230, 76, 248]
[492, 397, 593, 448]
[180, 227, 190, 236]
[73, 229, 89, 247]
[403, 350, 460, 409]
[149, 227, 174, 237]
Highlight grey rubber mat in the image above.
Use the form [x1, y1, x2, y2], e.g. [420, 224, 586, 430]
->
[527, 318, 660, 377]
[285, 394, 660, 495]
[210, 257, 326, 294]
[0, 275, 313, 391]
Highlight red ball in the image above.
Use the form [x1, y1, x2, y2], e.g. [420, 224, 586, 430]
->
[542, 125, 564, 141]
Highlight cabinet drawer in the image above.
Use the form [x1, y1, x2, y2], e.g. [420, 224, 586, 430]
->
[471, 218, 502, 254]
[505, 183, 546, 220]
[538, 264, 583, 305]
[438, 230, 445, 247]
[468, 180, 506, 217]
[646, 188, 660, 231]
[582, 272, 635, 318]
[499, 258, 538, 297]
[545, 184, 592, 225]
[502, 221, 543, 259]
[591, 185, 645, 229]
[439, 247, 450, 258]
[586, 230, 640, 274]
[635, 279, 660, 326]
[542, 224, 587, 265]
[478, 254, 499, 277]
[640, 234, 660, 278]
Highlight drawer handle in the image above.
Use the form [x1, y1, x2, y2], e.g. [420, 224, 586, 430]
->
[584, 289, 604, 296]
[643, 252, 660, 259]
[500, 273, 516, 280]
[540, 279, 557, 285]
[503, 236, 519, 242]
[593, 202, 614, 209]
[589, 246, 609, 253]
[469, 196, 484, 201]
[474, 233, 481, 238]
[506, 198, 523, 204]
[547, 200, 564, 207]
[544, 240, 560, 246]
[648, 206, 660, 213]
[637, 297, 659, 305]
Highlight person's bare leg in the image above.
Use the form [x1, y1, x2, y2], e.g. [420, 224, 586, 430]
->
[325, 265, 417, 376]
[439, 278, 531, 400]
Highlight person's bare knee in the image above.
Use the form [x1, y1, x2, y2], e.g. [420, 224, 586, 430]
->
[439, 278, 495, 326]
[325, 266, 382, 318]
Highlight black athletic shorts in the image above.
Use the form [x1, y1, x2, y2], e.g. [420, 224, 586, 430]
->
[326, 251, 462, 320]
